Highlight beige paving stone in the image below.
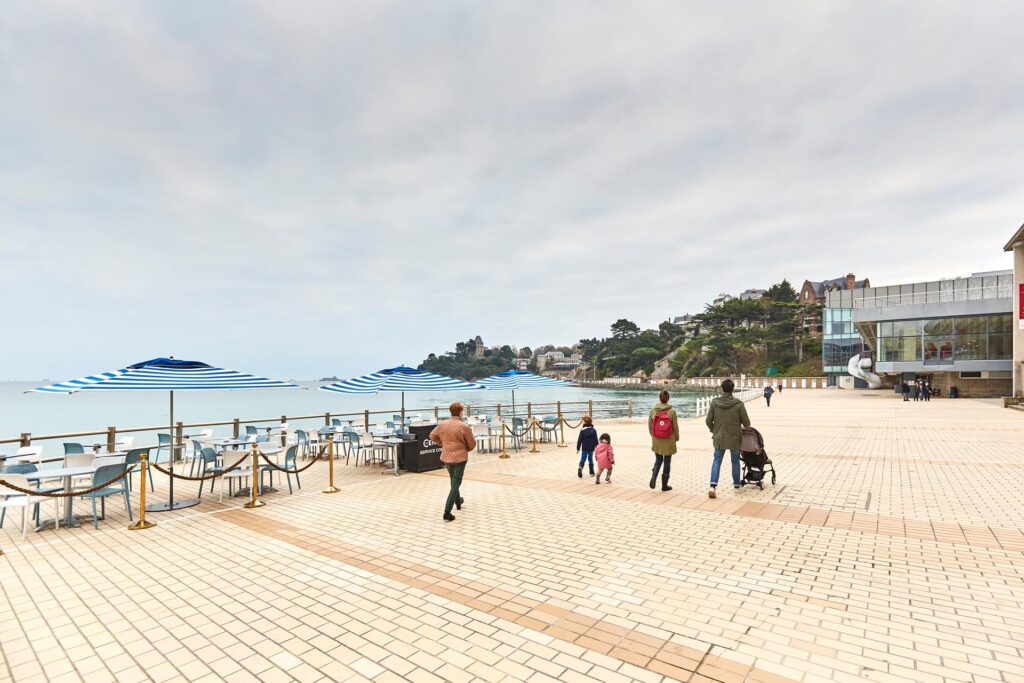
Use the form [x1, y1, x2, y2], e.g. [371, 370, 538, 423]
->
[2, 392, 1023, 682]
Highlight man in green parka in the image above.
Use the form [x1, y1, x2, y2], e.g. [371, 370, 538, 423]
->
[705, 378, 751, 498]
[648, 390, 679, 491]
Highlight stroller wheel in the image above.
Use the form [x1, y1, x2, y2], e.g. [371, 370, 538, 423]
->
[758, 482, 764, 490]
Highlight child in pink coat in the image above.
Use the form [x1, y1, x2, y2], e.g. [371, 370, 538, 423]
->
[594, 433, 614, 484]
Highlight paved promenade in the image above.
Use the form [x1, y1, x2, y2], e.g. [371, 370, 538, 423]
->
[1, 391, 1023, 682]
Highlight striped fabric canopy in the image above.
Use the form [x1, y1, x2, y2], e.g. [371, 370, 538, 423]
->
[319, 366, 483, 394]
[475, 369, 573, 390]
[31, 357, 297, 393]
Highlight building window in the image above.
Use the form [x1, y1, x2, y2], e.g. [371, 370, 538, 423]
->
[875, 314, 1011, 364]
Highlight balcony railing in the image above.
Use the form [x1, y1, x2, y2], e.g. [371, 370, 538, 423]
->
[853, 285, 1011, 309]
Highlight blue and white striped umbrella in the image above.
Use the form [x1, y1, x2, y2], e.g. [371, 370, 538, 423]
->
[31, 358, 297, 393]
[476, 369, 573, 390]
[320, 366, 483, 420]
[31, 358, 297, 512]
[476, 370, 574, 418]
[320, 366, 483, 395]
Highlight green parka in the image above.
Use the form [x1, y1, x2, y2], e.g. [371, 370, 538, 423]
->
[705, 395, 751, 450]
[648, 402, 680, 456]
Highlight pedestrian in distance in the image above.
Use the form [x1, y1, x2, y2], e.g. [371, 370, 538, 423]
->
[576, 415, 598, 478]
[763, 384, 774, 407]
[777, 382, 783, 393]
[924, 380, 932, 401]
[901, 381, 910, 401]
[705, 379, 751, 499]
[429, 402, 476, 522]
[594, 433, 614, 484]
[648, 390, 679, 491]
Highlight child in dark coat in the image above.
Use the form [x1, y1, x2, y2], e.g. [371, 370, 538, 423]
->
[576, 416, 598, 478]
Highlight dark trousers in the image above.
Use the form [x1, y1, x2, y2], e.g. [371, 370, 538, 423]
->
[445, 462, 466, 515]
[652, 454, 671, 484]
[765, 396, 771, 407]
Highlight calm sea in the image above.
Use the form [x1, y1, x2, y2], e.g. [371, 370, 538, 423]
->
[0, 382, 710, 442]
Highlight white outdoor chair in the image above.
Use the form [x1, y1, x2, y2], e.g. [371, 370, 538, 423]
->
[12, 446, 43, 466]
[65, 453, 96, 488]
[218, 451, 252, 503]
[472, 423, 491, 453]
[120, 436, 135, 450]
[0, 473, 60, 539]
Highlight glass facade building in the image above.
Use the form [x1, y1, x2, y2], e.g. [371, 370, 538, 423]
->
[823, 271, 1013, 396]
[823, 307, 863, 383]
[876, 314, 1011, 364]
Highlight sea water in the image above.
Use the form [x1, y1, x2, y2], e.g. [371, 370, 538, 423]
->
[0, 382, 710, 442]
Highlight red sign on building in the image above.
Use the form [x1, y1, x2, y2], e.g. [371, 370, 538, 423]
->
[1020, 284, 1024, 319]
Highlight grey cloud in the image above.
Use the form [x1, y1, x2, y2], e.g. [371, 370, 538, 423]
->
[1, 1, 1022, 379]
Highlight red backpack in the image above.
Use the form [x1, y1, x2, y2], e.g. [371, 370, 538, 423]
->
[652, 410, 673, 439]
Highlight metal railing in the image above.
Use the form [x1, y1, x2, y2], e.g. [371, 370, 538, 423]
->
[0, 399, 637, 452]
[693, 386, 762, 417]
[853, 285, 1011, 309]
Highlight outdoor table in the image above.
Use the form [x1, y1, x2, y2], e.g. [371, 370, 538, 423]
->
[373, 436, 411, 476]
[214, 439, 252, 451]
[234, 445, 283, 497]
[25, 465, 97, 530]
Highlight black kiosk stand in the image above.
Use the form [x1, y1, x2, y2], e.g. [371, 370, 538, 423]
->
[397, 424, 444, 473]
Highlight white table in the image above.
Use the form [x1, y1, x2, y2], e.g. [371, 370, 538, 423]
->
[373, 437, 406, 476]
[25, 466, 98, 530]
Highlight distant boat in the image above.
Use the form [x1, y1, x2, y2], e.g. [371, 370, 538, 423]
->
[319, 376, 339, 382]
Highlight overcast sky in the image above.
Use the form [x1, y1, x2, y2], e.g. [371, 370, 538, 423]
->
[2, 1, 1022, 380]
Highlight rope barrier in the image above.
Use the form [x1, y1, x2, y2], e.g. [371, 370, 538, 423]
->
[561, 418, 585, 429]
[150, 452, 250, 481]
[258, 452, 322, 474]
[503, 424, 531, 438]
[0, 465, 137, 498]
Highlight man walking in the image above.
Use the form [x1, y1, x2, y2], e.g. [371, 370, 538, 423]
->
[901, 381, 910, 401]
[763, 384, 774, 407]
[648, 390, 679, 492]
[705, 379, 751, 499]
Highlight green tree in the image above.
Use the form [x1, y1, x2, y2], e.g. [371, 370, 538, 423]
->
[610, 319, 640, 339]
[766, 279, 798, 303]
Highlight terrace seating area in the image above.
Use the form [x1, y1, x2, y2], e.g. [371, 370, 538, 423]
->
[3, 392, 1022, 682]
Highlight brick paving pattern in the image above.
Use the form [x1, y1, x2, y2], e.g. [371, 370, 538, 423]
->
[1, 391, 1023, 682]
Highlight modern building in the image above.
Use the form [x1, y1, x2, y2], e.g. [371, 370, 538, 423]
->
[829, 271, 1013, 397]
[1005, 224, 1024, 397]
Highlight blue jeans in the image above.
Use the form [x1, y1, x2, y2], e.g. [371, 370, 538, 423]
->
[711, 448, 741, 487]
[578, 450, 594, 467]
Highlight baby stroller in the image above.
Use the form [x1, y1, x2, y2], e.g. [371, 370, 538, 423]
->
[740, 427, 776, 490]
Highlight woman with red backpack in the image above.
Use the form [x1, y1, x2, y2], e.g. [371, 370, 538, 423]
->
[648, 390, 679, 491]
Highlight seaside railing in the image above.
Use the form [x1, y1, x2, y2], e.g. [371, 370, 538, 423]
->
[0, 398, 638, 453]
